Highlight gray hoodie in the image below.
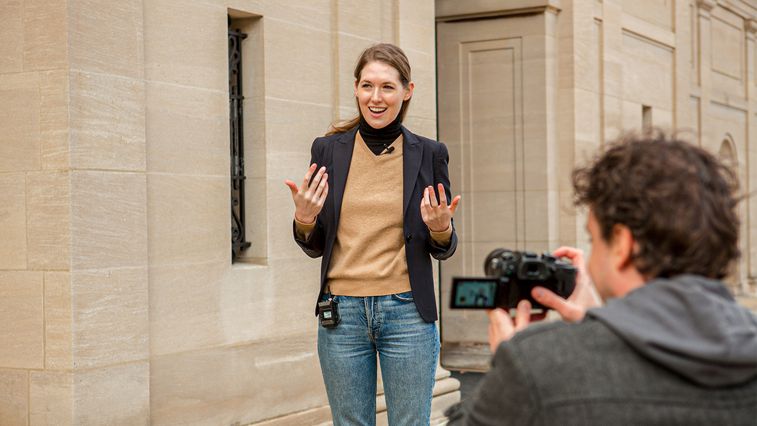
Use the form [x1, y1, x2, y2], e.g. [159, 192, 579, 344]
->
[588, 275, 757, 387]
[447, 276, 757, 425]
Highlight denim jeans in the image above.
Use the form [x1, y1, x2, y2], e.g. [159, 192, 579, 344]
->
[318, 292, 440, 426]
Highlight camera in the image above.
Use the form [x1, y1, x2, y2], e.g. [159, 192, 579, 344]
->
[450, 249, 576, 310]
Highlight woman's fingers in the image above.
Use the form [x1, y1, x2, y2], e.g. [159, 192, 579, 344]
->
[284, 180, 298, 197]
[301, 163, 318, 192]
[427, 186, 439, 207]
[313, 173, 328, 200]
[317, 182, 329, 207]
[437, 183, 448, 206]
[449, 195, 461, 215]
[307, 167, 327, 195]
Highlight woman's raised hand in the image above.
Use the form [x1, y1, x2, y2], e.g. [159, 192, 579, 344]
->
[284, 164, 329, 224]
[420, 183, 461, 232]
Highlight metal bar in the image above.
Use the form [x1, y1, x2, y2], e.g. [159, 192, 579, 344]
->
[229, 22, 251, 261]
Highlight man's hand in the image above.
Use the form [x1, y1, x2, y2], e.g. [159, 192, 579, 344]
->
[487, 300, 532, 353]
[531, 246, 602, 322]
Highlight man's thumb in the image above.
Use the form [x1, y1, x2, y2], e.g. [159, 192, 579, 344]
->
[532, 287, 583, 322]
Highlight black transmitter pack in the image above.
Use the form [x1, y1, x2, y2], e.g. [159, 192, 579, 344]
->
[318, 297, 339, 328]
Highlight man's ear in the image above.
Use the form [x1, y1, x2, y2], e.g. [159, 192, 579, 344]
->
[611, 224, 635, 270]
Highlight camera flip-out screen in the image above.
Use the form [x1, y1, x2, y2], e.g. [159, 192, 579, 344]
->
[450, 277, 499, 309]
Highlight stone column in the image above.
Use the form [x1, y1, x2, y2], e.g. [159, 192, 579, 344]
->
[746, 19, 757, 293]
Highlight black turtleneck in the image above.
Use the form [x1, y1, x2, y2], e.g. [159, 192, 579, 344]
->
[359, 115, 403, 155]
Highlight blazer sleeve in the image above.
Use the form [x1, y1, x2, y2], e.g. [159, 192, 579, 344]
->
[292, 138, 327, 258]
[426, 141, 458, 260]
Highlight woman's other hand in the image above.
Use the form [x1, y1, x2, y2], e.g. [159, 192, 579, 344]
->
[284, 163, 329, 224]
[420, 183, 461, 232]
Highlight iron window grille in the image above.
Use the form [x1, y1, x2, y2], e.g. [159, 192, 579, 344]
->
[229, 19, 251, 261]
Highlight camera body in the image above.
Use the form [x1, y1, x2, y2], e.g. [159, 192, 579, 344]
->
[450, 249, 576, 310]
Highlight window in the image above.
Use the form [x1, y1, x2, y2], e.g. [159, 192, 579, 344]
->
[642, 105, 652, 130]
[229, 17, 251, 261]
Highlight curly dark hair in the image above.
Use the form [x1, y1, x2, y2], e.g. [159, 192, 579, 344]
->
[573, 130, 741, 279]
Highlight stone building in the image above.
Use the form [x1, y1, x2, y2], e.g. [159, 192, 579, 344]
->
[0, 0, 755, 425]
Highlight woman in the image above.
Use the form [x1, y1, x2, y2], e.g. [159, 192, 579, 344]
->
[285, 43, 460, 425]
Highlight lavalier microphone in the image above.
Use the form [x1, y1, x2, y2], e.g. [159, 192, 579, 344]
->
[383, 144, 395, 154]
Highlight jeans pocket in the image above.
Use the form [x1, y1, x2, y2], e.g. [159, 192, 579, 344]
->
[391, 291, 414, 302]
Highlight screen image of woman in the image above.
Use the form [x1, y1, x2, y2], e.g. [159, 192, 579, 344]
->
[285, 43, 461, 425]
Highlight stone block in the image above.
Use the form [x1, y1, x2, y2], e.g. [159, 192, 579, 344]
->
[466, 191, 518, 243]
[337, 0, 386, 41]
[265, 98, 333, 155]
[45, 272, 73, 370]
[0, 271, 44, 369]
[621, 32, 673, 110]
[145, 82, 227, 175]
[40, 71, 70, 170]
[147, 174, 227, 266]
[73, 361, 150, 425]
[0, 0, 23, 73]
[0, 369, 28, 425]
[71, 171, 147, 270]
[144, 0, 226, 90]
[256, 0, 330, 33]
[711, 8, 744, 81]
[0, 72, 41, 172]
[150, 336, 326, 425]
[622, 0, 673, 30]
[69, 71, 146, 171]
[29, 370, 73, 426]
[265, 19, 332, 105]
[24, 0, 68, 71]
[69, 0, 143, 79]
[72, 268, 149, 369]
[397, 0, 436, 54]
[0, 173, 27, 269]
[27, 171, 70, 270]
[149, 261, 233, 356]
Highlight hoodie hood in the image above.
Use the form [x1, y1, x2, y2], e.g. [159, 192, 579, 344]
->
[587, 275, 757, 387]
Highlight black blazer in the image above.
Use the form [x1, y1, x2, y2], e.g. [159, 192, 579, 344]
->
[292, 126, 458, 322]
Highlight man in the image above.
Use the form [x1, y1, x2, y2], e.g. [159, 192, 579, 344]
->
[446, 132, 757, 425]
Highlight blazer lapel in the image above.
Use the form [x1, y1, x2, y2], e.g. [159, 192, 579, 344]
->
[332, 127, 358, 227]
[402, 127, 423, 218]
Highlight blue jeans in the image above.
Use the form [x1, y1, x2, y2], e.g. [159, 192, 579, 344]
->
[318, 292, 440, 426]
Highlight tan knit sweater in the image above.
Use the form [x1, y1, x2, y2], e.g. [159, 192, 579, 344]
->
[295, 132, 452, 296]
[327, 133, 409, 296]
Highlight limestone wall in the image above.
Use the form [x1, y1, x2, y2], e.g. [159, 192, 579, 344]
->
[436, 0, 757, 368]
[0, 1, 453, 425]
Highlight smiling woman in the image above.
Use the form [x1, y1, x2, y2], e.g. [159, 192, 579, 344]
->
[354, 61, 414, 131]
[284, 43, 462, 425]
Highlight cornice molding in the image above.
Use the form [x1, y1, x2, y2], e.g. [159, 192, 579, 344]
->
[748, 19, 757, 34]
[697, 0, 717, 12]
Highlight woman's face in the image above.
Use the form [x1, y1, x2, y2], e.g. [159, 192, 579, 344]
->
[354, 61, 414, 129]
